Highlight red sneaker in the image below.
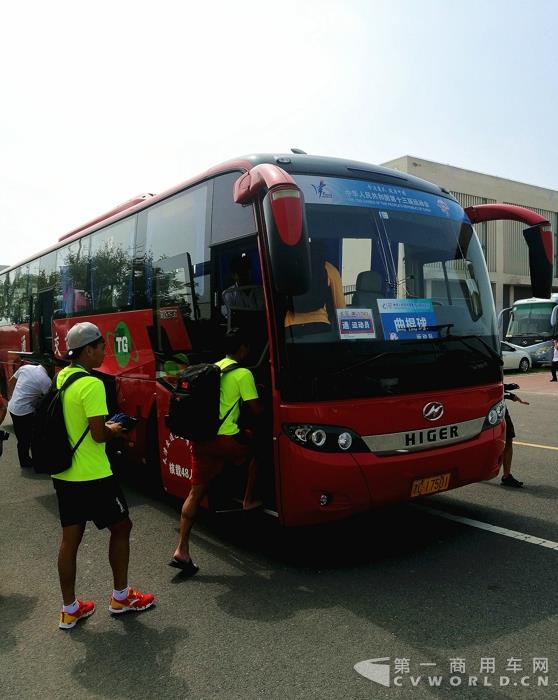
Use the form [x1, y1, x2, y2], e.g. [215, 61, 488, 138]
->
[109, 587, 155, 614]
[59, 599, 96, 629]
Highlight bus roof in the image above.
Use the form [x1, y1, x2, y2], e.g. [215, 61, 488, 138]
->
[1, 152, 455, 274]
[512, 296, 558, 306]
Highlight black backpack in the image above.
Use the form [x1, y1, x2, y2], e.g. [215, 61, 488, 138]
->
[31, 372, 90, 475]
[165, 363, 240, 442]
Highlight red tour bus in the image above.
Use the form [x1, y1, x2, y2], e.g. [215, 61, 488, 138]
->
[0, 153, 553, 526]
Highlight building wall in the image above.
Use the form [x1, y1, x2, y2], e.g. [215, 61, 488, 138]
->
[382, 156, 558, 313]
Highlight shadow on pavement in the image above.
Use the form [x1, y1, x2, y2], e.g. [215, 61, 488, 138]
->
[70, 615, 189, 699]
[171, 504, 558, 652]
[0, 594, 39, 654]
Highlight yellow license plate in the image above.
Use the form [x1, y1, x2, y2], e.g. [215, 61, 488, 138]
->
[411, 472, 451, 498]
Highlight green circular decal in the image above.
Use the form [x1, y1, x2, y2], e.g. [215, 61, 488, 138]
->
[114, 321, 132, 367]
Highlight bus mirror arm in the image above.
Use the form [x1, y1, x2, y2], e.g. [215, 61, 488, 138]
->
[465, 204, 553, 299]
[233, 164, 298, 204]
[233, 165, 311, 297]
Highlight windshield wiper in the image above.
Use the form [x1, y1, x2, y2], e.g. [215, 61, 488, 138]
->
[324, 333, 501, 383]
[425, 323, 454, 335]
[330, 349, 426, 378]
[428, 333, 502, 365]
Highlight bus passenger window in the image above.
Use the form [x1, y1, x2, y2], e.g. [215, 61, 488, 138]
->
[146, 184, 211, 323]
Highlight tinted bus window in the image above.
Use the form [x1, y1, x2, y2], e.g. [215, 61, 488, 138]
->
[38, 251, 58, 291]
[146, 184, 210, 319]
[56, 237, 90, 317]
[90, 217, 136, 313]
[29, 258, 40, 297]
[0, 272, 8, 325]
[211, 172, 256, 244]
[11, 266, 30, 324]
[1, 272, 13, 325]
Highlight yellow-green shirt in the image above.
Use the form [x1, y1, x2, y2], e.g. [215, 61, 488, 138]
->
[52, 366, 111, 481]
[216, 357, 259, 436]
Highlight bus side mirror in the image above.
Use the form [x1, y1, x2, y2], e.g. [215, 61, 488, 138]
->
[523, 224, 553, 299]
[262, 187, 310, 296]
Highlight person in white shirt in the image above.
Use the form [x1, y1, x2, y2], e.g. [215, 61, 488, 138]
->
[8, 362, 52, 468]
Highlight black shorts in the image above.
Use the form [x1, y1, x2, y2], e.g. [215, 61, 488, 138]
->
[504, 409, 516, 441]
[53, 475, 129, 529]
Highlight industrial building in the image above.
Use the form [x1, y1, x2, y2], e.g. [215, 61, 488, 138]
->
[383, 156, 558, 313]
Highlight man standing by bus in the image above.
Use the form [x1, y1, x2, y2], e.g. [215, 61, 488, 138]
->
[8, 360, 52, 468]
[501, 383, 529, 488]
[169, 329, 263, 575]
[54, 322, 155, 629]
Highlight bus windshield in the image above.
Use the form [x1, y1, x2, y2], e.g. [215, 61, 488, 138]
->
[274, 175, 499, 401]
[506, 302, 555, 338]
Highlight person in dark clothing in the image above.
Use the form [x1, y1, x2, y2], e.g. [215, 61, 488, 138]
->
[0, 396, 8, 457]
[501, 383, 529, 488]
[550, 338, 558, 381]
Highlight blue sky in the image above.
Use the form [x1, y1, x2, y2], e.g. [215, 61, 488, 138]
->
[1, 0, 557, 265]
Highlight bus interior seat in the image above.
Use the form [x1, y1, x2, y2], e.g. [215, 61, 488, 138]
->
[351, 271, 382, 308]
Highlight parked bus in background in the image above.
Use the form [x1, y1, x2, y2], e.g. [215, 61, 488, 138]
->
[0, 153, 553, 526]
[504, 294, 558, 366]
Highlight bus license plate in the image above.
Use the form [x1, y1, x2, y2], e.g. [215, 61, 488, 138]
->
[411, 472, 451, 498]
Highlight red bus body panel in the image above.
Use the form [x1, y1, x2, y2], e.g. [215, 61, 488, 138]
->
[275, 383, 503, 526]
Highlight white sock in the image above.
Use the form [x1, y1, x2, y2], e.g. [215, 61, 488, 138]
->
[63, 600, 79, 614]
[113, 586, 129, 601]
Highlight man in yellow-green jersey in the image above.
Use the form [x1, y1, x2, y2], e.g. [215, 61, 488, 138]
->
[170, 328, 263, 575]
[54, 322, 155, 629]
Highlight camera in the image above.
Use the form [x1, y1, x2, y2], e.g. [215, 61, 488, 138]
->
[0, 430, 9, 457]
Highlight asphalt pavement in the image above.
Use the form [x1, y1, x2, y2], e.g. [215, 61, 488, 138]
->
[2, 369, 558, 699]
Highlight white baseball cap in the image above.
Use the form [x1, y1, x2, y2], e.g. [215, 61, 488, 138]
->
[65, 322, 103, 359]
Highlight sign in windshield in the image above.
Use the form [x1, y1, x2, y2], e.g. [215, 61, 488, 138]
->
[294, 175, 465, 222]
[377, 299, 440, 340]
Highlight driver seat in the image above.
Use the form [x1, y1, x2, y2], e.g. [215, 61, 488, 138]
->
[351, 271, 383, 308]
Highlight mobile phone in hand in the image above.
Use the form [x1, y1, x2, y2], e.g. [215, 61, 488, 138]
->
[121, 417, 138, 432]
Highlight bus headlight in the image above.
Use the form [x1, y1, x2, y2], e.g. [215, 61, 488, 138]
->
[283, 424, 368, 452]
[338, 432, 353, 451]
[484, 400, 505, 428]
[310, 429, 327, 447]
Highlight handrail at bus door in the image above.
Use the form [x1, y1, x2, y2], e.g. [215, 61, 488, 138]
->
[464, 203, 553, 299]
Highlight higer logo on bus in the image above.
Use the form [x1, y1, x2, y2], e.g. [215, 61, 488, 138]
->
[423, 402, 444, 421]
